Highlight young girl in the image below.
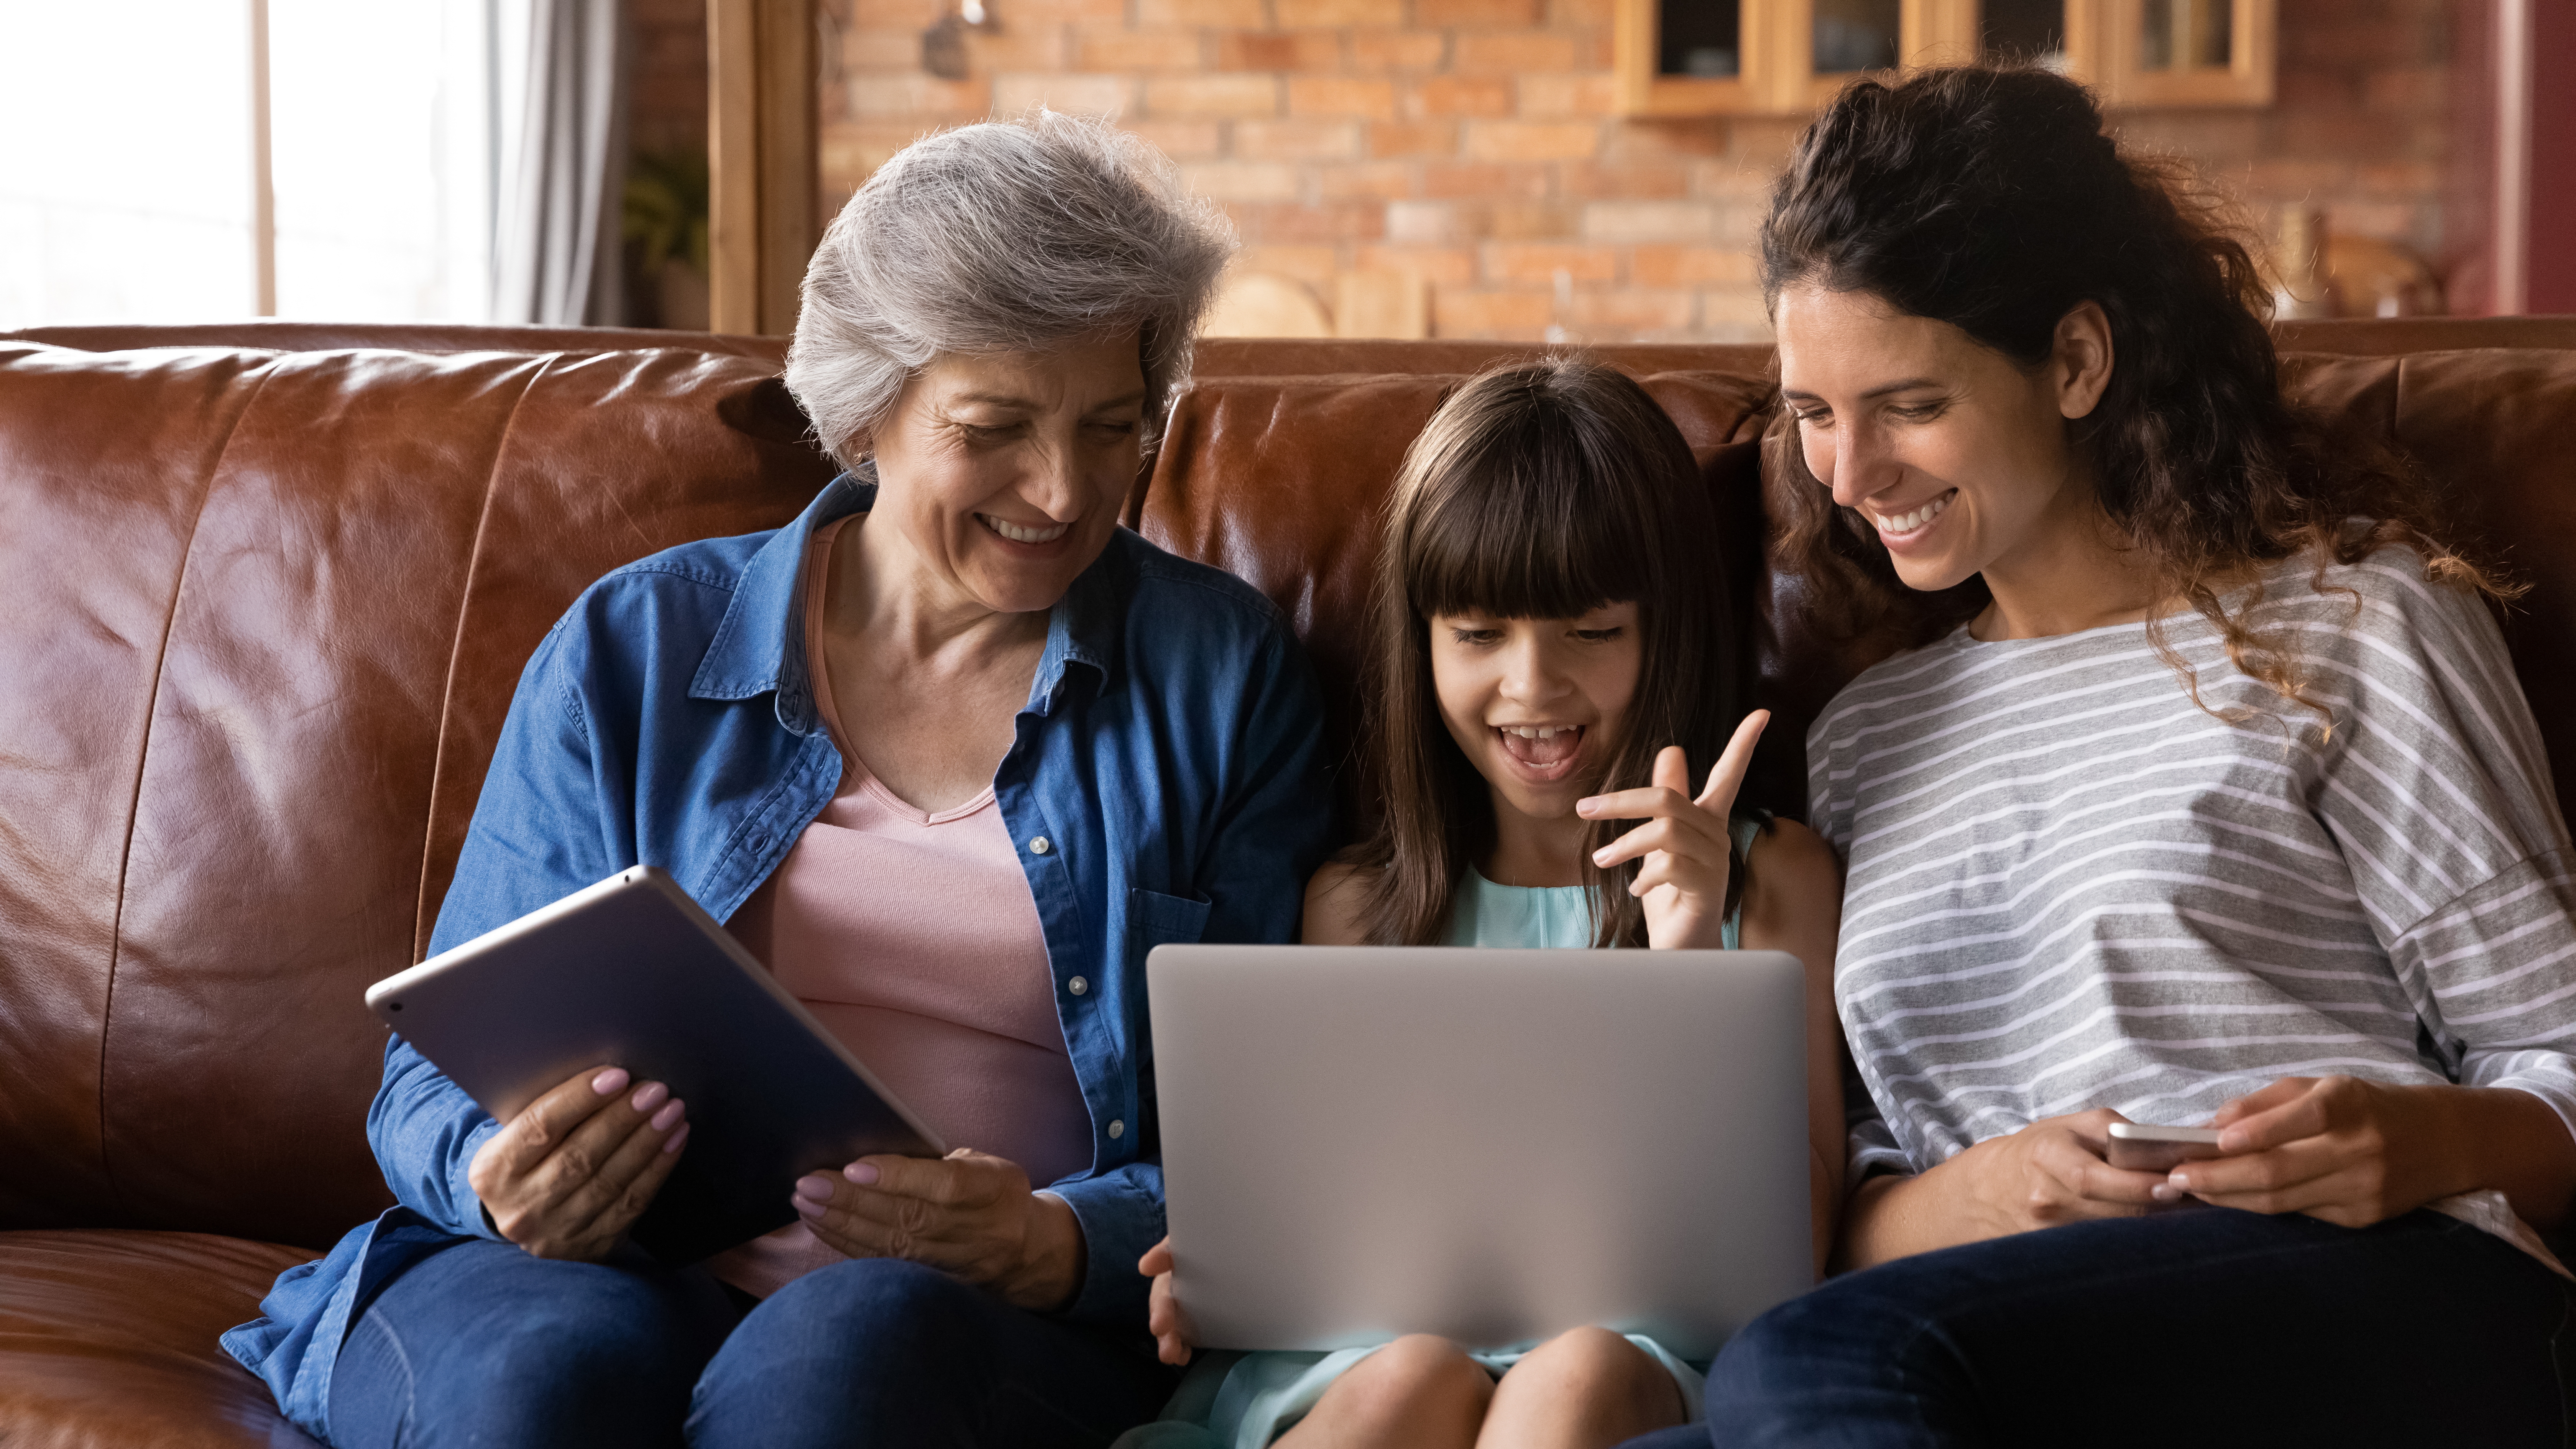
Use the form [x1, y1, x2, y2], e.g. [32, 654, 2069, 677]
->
[1120, 358, 1847, 1449]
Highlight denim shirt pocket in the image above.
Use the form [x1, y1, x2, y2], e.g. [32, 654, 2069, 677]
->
[1130, 886, 1213, 958]
[1129, 887, 1211, 1150]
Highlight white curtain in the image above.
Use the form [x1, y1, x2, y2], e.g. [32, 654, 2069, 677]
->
[491, 0, 629, 326]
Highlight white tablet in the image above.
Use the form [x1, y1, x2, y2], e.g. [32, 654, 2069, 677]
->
[366, 866, 945, 1265]
[1148, 944, 1815, 1360]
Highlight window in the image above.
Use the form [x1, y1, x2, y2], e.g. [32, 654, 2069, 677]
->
[0, 0, 520, 329]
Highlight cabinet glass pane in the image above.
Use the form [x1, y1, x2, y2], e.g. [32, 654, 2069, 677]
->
[2192, 0, 2234, 66]
[1814, 0, 1900, 73]
[2143, 0, 2233, 71]
[2141, 0, 2173, 68]
[1980, 0, 2064, 64]
[1657, 0, 1743, 78]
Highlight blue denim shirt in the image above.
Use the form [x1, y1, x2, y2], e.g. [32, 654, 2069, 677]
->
[223, 475, 1332, 1436]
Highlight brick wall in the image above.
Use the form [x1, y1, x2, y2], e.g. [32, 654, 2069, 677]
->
[812, 0, 2461, 342]
[2122, 0, 2453, 278]
[633, 0, 712, 158]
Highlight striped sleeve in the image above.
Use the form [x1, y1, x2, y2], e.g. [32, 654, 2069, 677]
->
[2403, 852, 2576, 1130]
[2315, 559, 2576, 1131]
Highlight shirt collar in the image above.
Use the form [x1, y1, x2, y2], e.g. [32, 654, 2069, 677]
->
[689, 469, 1124, 731]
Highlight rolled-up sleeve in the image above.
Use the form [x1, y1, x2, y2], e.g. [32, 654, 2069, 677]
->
[371, 623, 618, 1238]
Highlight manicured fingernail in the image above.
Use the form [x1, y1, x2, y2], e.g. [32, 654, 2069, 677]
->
[651, 1099, 685, 1132]
[1576, 798, 1598, 815]
[630, 1081, 669, 1114]
[2167, 1172, 2192, 1191]
[844, 1162, 881, 1186]
[794, 1194, 824, 1217]
[592, 1068, 630, 1096]
[1591, 848, 1612, 865]
[661, 1122, 690, 1155]
[795, 1174, 835, 1203]
[2150, 1183, 2182, 1203]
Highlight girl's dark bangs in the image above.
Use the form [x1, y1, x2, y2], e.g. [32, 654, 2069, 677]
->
[1404, 424, 1648, 621]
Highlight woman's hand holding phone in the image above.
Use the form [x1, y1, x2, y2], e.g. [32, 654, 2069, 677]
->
[2163, 1075, 2470, 1227]
[1580, 710, 1770, 951]
[1139, 1236, 1196, 1365]
[1949, 1109, 2172, 1235]
[467, 1065, 690, 1262]
[1839, 1108, 2172, 1268]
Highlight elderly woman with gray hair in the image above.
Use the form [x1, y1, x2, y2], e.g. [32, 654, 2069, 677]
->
[223, 113, 1331, 1449]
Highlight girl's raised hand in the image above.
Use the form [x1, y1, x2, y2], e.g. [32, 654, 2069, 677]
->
[1579, 710, 1769, 950]
[1138, 1236, 1197, 1365]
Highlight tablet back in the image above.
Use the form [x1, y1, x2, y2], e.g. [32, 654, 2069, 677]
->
[366, 867, 943, 1263]
[1147, 945, 1813, 1360]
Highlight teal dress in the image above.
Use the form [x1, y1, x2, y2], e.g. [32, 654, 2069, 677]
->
[1118, 817, 1767, 1449]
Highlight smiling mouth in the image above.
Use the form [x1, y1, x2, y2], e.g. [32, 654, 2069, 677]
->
[978, 513, 1071, 545]
[1868, 488, 1955, 536]
[1496, 724, 1584, 772]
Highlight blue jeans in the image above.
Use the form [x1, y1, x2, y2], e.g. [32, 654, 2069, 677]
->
[324, 1240, 1179, 1448]
[1621, 1206, 2573, 1449]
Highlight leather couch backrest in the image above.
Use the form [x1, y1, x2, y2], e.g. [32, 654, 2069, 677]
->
[3, 326, 2571, 1252]
[0, 340, 833, 1247]
[1145, 345, 2576, 839]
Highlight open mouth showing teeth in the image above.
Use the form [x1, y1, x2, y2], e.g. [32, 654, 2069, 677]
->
[1497, 724, 1583, 767]
[979, 514, 1071, 545]
[1871, 489, 1955, 534]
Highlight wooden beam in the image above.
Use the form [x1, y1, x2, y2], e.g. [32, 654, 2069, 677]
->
[708, 0, 760, 335]
[756, 0, 816, 337]
[250, 0, 275, 317]
[708, 0, 816, 337]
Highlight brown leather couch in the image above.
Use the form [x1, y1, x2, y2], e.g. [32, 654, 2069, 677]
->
[4, 318, 2571, 1446]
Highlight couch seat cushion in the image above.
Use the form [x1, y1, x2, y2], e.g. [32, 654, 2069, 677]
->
[0, 1229, 320, 1448]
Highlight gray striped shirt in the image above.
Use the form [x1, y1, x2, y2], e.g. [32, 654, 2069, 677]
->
[1810, 547, 2576, 1239]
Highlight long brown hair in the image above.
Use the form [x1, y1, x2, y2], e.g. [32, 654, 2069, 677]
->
[1349, 356, 1747, 947]
[1760, 65, 2511, 719]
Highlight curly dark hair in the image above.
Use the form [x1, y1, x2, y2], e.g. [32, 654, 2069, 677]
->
[1759, 64, 2508, 719]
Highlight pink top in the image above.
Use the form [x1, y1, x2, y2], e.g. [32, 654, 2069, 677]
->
[707, 517, 1091, 1298]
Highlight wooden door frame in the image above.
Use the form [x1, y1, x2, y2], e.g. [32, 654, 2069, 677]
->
[709, 0, 816, 337]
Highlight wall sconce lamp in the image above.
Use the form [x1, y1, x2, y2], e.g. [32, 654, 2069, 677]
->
[922, 1, 997, 80]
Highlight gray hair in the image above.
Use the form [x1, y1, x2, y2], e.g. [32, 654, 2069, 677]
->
[786, 112, 1235, 467]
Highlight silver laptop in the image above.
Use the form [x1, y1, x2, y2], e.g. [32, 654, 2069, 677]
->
[1146, 945, 1815, 1362]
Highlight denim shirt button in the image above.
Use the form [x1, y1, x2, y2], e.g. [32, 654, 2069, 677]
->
[1029, 836, 1051, 855]
[1107, 1119, 1125, 1139]
[1067, 975, 1088, 996]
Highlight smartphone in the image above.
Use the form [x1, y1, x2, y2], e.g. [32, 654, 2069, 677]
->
[2104, 1122, 2227, 1173]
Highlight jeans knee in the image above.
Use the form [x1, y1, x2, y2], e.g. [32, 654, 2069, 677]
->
[712, 1256, 997, 1408]
[356, 1262, 711, 1449]
[465, 1274, 708, 1395]
[693, 1260, 1005, 1446]
[764, 1257, 988, 1361]
[1705, 1275, 1956, 1436]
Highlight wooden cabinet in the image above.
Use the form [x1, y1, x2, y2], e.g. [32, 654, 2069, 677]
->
[1614, 0, 2274, 116]
[2084, 0, 2277, 107]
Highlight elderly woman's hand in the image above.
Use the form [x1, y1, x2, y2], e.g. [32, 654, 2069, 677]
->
[793, 1148, 1086, 1311]
[467, 1065, 689, 1262]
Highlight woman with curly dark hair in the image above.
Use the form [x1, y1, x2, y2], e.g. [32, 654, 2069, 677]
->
[1633, 66, 2576, 1447]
